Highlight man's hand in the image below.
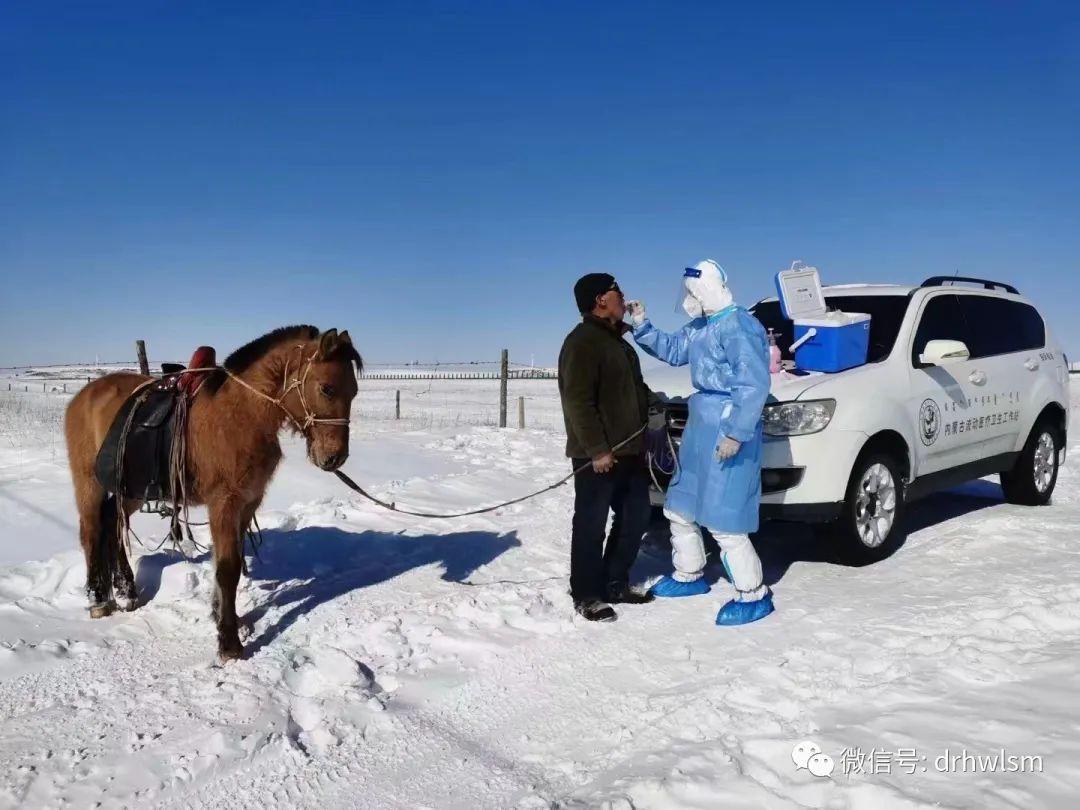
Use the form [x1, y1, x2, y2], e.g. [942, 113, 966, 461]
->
[715, 437, 741, 461]
[625, 300, 647, 328]
[592, 452, 617, 474]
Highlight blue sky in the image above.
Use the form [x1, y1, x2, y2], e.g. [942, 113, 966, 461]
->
[2, 1, 1078, 367]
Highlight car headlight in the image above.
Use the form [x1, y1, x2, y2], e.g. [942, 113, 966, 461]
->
[763, 399, 836, 436]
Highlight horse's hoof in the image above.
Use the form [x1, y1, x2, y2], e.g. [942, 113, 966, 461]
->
[89, 600, 116, 619]
[118, 598, 139, 612]
[218, 642, 244, 663]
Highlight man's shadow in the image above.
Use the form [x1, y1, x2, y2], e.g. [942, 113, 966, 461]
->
[639, 479, 1007, 588]
[135, 526, 519, 654]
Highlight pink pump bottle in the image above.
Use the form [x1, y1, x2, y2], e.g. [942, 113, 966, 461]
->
[767, 329, 782, 374]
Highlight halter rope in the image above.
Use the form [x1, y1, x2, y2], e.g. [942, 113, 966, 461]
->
[162, 345, 351, 436]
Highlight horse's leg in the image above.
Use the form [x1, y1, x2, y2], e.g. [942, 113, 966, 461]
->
[234, 500, 261, 640]
[209, 498, 245, 660]
[73, 475, 115, 617]
[111, 499, 140, 611]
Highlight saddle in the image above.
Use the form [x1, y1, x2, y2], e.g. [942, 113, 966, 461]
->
[94, 347, 216, 502]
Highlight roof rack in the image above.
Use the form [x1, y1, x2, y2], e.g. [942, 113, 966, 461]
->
[920, 276, 1019, 294]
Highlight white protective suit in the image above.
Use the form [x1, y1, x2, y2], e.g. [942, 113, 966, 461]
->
[630, 260, 775, 626]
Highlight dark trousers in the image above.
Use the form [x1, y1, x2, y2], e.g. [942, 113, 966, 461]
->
[570, 455, 651, 602]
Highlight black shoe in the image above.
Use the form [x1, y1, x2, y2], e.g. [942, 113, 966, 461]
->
[605, 584, 656, 605]
[574, 599, 617, 622]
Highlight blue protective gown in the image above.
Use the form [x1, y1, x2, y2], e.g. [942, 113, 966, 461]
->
[634, 306, 771, 534]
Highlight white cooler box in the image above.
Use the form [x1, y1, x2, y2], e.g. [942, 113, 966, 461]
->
[775, 264, 871, 372]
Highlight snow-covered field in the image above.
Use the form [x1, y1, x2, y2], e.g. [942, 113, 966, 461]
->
[0, 376, 1077, 808]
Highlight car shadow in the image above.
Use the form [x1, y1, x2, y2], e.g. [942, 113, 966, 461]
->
[640, 477, 1008, 588]
[903, 478, 1004, 533]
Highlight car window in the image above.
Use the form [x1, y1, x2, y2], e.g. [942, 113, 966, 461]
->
[958, 296, 1045, 358]
[911, 294, 969, 367]
[751, 295, 910, 364]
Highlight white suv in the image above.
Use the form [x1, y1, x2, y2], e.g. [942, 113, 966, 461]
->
[649, 276, 1070, 563]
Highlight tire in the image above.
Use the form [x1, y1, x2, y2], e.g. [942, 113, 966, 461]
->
[818, 451, 907, 566]
[1000, 419, 1061, 506]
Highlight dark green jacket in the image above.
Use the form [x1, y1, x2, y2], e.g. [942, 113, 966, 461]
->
[558, 315, 653, 459]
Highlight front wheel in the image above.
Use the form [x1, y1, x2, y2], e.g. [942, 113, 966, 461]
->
[818, 452, 907, 566]
[1000, 420, 1061, 506]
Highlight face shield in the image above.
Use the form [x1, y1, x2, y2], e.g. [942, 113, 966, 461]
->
[677, 267, 706, 318]
[676, 261, 732, 318]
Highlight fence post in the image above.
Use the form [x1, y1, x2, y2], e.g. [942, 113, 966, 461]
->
[63, 384, 66, 393]
[499, 349, 508, 428]
[518, 396, 525, 429]
[43, 383, 46, 393]
[395, 390, 401, 420]
[136, 340, 149, 375]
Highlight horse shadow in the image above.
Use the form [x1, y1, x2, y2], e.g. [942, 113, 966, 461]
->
[638, 478, 1007, 589]
[242, 526, 520, 654]
[132, 526, 519, 653]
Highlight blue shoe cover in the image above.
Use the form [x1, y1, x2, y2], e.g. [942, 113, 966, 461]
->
[650, 575, 710, 598]
[715, 593, 775, 626]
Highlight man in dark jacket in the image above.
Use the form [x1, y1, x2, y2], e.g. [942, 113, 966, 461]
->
[558, 273, 656, 622]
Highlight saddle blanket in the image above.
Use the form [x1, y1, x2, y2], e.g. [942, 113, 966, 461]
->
[94, 380, 179, 502]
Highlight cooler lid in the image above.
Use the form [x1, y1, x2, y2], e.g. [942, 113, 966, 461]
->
[775, 261, 826, 320]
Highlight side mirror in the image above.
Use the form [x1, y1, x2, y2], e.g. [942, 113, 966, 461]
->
[919, 339, 970, 367]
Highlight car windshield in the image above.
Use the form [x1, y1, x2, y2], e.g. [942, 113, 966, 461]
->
[750, 294, 911, 364]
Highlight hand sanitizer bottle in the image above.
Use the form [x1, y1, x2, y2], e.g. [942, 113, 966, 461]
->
[768, 329, 782, 374]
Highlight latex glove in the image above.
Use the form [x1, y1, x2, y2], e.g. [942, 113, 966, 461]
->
[592, 452, 617, 474]
[715, 437, 741, 461]
[625, 300, 647, 328]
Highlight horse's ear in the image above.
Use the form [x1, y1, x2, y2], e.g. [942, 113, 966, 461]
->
[317, 328, 339, 359]
[336, 331, 362, 374]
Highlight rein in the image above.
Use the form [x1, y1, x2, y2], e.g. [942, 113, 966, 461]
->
[112, 351, 347, 556]
[228, 351, 351, 433]
[161, 348, 351, 435]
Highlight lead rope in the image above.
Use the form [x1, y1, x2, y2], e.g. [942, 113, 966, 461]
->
[127, 358, 649, 530]
[204, 354, 652, 520]
[331, 423, 649, 519]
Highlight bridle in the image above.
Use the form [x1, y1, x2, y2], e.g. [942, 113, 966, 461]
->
[220, 346, 352, 435]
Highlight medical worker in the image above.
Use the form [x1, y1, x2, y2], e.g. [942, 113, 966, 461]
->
[626, 260, 774, 626]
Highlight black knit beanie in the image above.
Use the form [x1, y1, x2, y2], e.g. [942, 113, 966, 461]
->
[573, 273, 619, 314]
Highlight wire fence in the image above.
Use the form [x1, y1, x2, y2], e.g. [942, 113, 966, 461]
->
[0, 355, 566, 456]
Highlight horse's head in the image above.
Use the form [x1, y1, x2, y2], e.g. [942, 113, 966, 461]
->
[299, 328, 362, 471]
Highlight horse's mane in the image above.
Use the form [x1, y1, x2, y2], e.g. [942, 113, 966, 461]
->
[224, 324, 321, 374]
[205, 325, 362, 394]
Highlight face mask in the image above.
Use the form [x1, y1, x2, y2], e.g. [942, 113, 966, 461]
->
[682, 292, 705, 319]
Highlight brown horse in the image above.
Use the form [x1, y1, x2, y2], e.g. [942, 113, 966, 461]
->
[64, 326, 361, 660]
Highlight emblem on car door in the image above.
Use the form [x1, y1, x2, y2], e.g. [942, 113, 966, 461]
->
[920, 398, 941, 446]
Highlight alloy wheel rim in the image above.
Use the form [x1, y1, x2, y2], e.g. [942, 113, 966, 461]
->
[1033, 432, 1056, 493]
[855, 463, 897, 548]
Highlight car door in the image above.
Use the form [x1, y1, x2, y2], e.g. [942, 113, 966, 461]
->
[955, 294, 1042, 456]
[907, 293, 986, 475]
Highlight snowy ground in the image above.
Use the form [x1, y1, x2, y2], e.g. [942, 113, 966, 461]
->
[0, 378, 1077, 808]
